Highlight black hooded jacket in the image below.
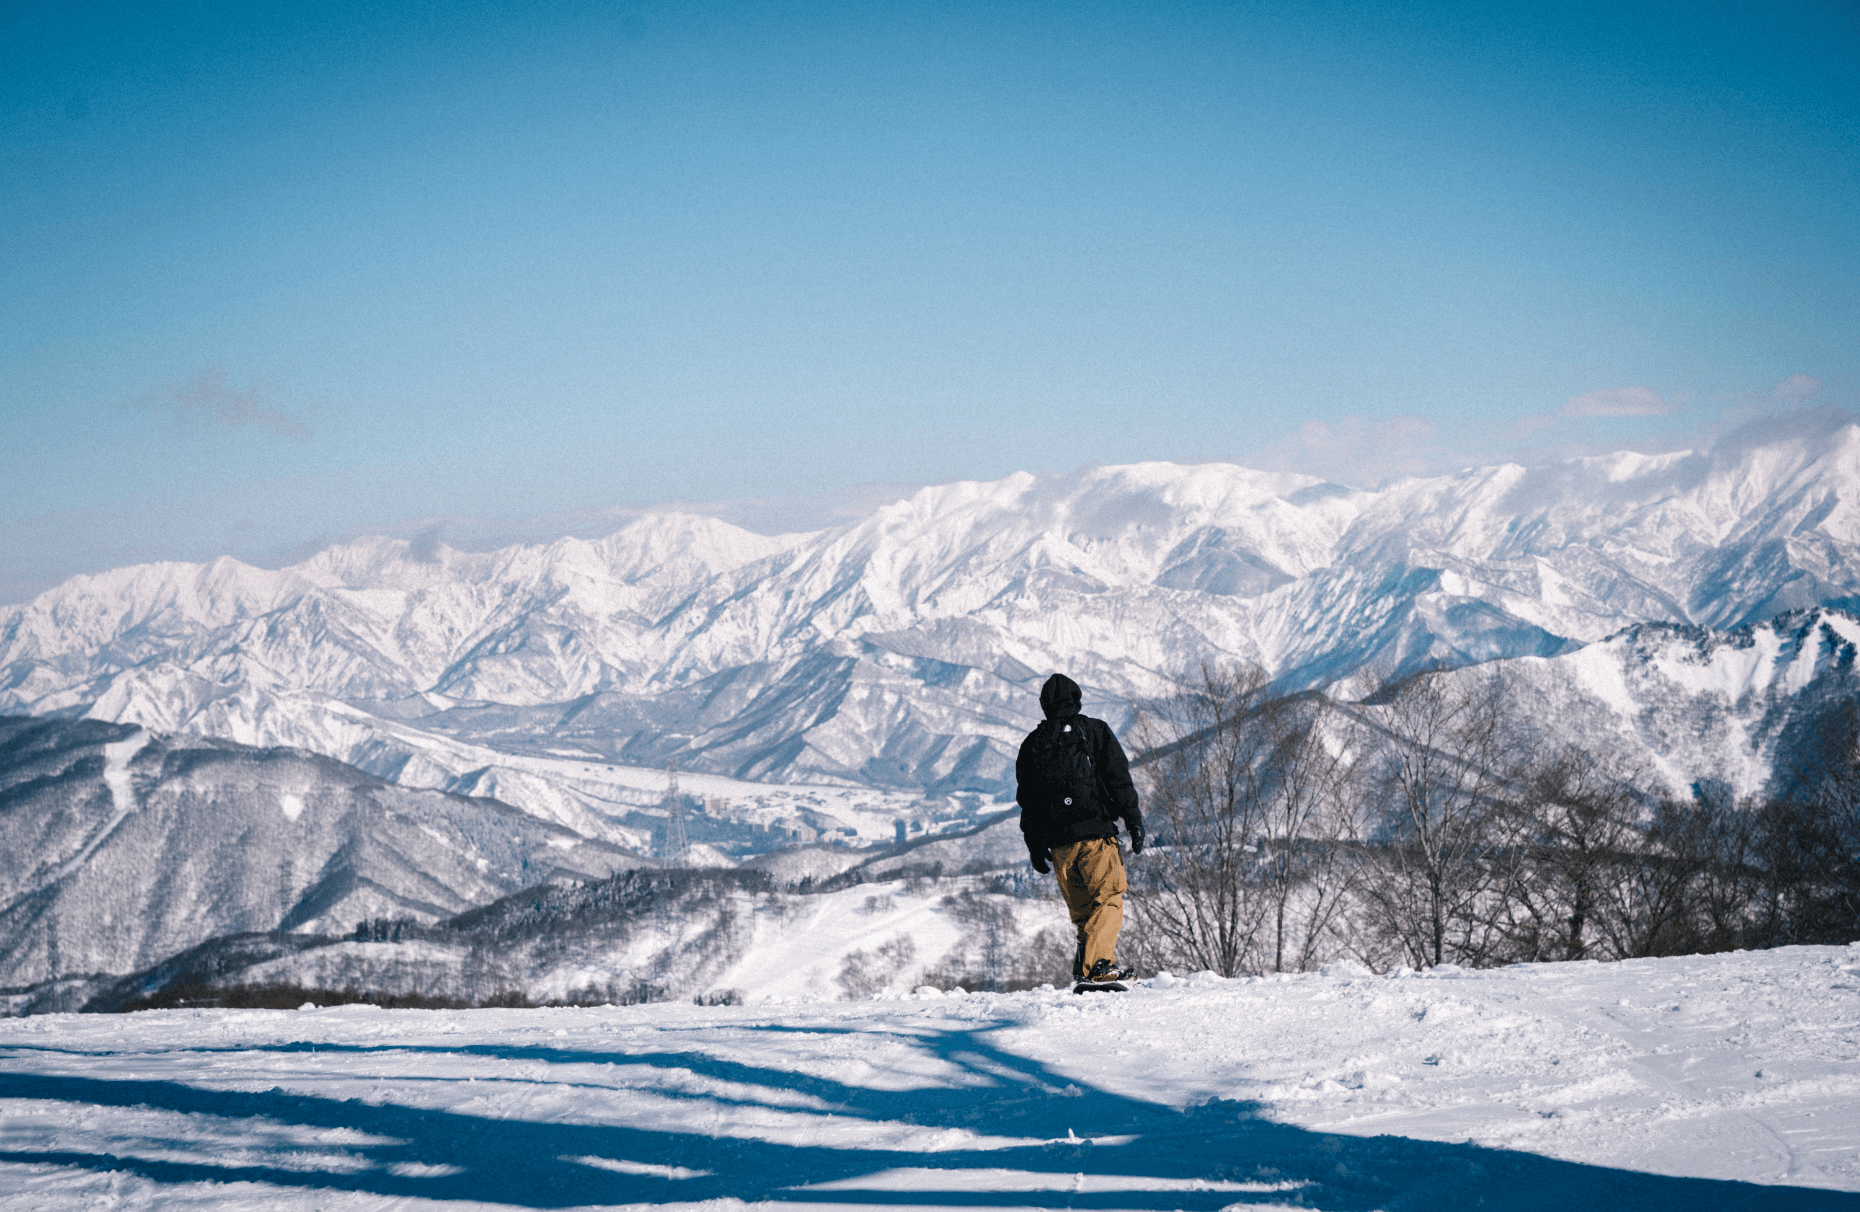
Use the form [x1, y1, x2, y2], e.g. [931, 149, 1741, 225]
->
[1015, 673, 1142, 851]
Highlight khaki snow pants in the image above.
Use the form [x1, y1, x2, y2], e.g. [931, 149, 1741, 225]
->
[1052, 836, 1126, 979]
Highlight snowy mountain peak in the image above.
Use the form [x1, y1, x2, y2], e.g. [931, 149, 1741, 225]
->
[4, 424, 1860, 814]
[589, 511, 815, 584]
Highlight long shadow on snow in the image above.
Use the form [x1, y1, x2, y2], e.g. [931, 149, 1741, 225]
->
[1, 1018, 1851, 1210]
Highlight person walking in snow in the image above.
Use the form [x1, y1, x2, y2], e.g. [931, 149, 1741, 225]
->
[1016, 672, 1143, 989]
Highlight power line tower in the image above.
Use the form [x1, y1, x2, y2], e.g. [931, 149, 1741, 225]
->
[656, 757, 690, 865]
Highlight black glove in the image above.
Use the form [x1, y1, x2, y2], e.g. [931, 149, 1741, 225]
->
[1028, 842, 1051, 874]
[1128, 823, 1144, 855]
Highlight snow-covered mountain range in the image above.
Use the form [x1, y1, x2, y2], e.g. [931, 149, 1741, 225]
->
[5, 413, 1860, 817]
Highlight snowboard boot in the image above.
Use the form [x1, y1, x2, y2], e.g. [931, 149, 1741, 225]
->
[1075, 958, 1134, 992]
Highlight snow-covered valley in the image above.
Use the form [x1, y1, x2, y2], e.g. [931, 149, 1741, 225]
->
[3, 944, 1857, 1209]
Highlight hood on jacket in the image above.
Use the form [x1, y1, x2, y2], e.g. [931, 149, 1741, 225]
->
[1039, 673, 1083, 719]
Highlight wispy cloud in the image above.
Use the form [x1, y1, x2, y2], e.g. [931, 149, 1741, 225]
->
[151, 366, 311, 439]
[1503, 372, 1851, 468]
[1560, 386, 1681, 417]
[1508, 412, 1559, 439]
[1769, 373, 1823, 403]
[1248, 373, 1841, 489]
[1250, 414, 1448, 487]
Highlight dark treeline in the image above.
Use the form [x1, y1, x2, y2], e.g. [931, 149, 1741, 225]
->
[1126, 664, 1860, 978]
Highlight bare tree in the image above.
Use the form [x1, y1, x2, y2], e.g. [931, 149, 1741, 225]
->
[1133, 656, 1859, 977]
[1128, 664, 1363, 977]
[1496, 746, 1643, 962]
[940, 890, 1022, 989]
[837, 935, 917, 999]
[1129, 663, 1275, 977]
[1683, 789, 1764, 953]
[1760, 700, 1860, 944]
[1357, 667, 1525, 969]
[1592, 793, 1745, 958]
[1251, 690, 1364, 972]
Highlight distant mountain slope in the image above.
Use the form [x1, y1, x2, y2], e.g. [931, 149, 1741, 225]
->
[74, 812, 1050, 1013]
[4, 415, 1859, 805]
[1431, 606, 1860, 802]
[0, 718, 644, 988]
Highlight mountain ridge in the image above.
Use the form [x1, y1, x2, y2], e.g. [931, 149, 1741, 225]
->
[5, 416, 1860, 812]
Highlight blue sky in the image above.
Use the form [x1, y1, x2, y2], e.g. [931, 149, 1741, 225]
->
[3, 0, 1856, 601]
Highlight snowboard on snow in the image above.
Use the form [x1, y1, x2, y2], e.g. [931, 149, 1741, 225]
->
[1073, 980, 1129, 994]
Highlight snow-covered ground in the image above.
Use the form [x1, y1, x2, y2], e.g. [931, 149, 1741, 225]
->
[4, 945, 1858, 1209]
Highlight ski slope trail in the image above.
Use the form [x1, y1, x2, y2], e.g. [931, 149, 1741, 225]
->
[2, 946, 1857, 1210]
[67, 726, 151, 881]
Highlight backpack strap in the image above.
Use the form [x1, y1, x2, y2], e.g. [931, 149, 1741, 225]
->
[1058, 715, 1118, 825]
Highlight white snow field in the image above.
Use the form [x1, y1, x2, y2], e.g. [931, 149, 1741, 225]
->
[3, 946, 1858, 1210]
